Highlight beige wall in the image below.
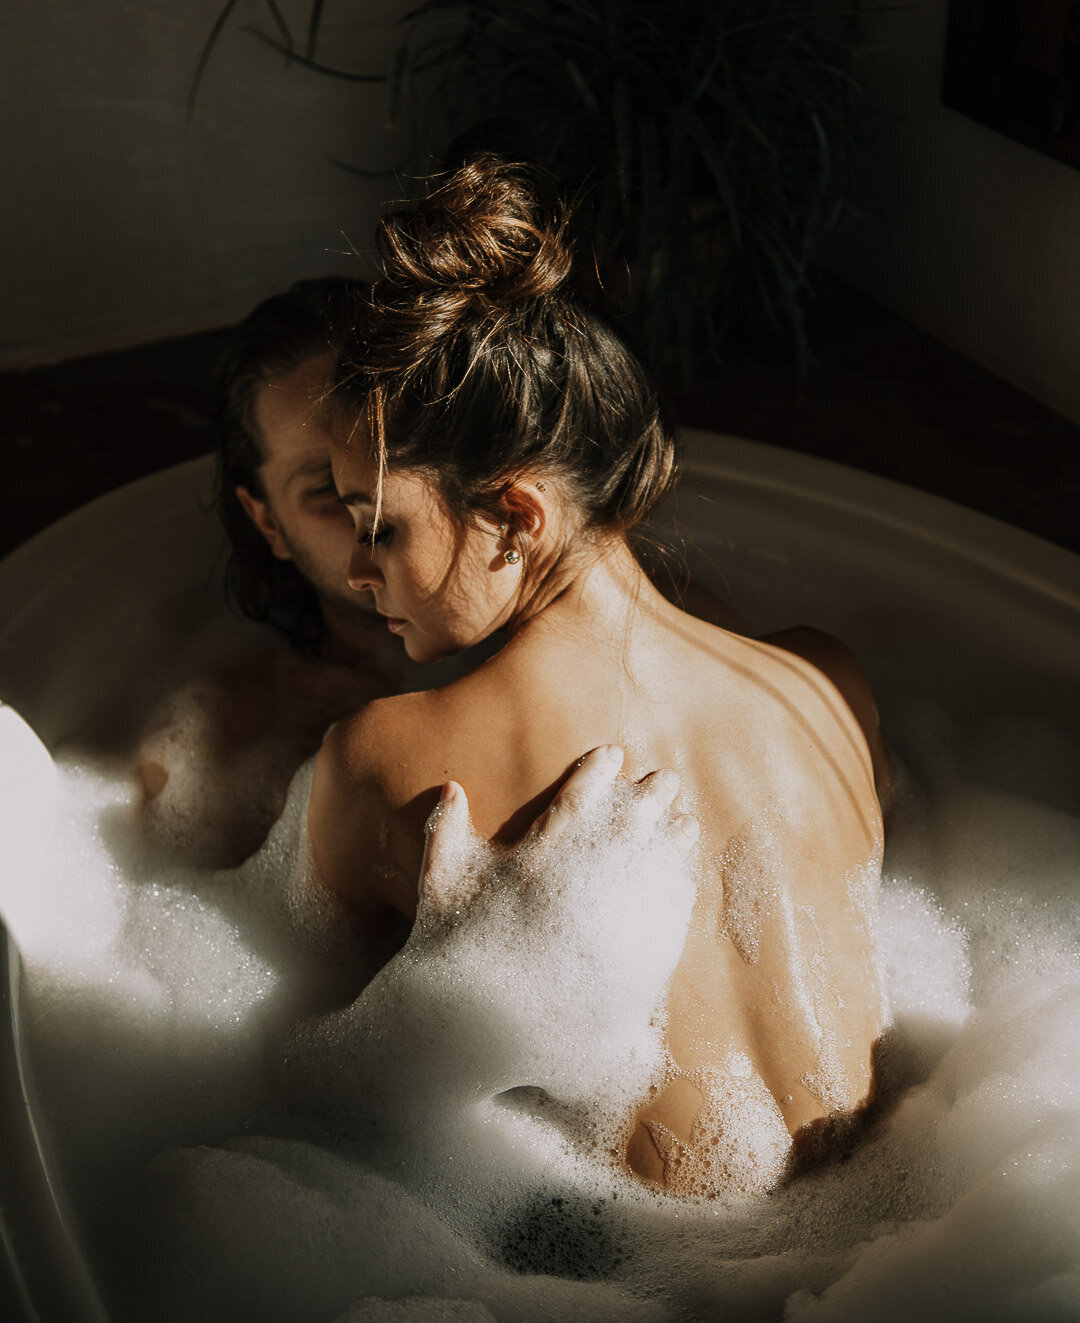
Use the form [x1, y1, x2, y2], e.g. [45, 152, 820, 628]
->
[830, 0, 1080, 423]
[1, 0, 411, 367]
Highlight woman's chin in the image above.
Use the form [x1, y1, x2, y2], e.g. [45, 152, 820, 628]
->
[402, 621, 506, 666]
[401, 632, 440, 664]
[405, 635, 471, 666]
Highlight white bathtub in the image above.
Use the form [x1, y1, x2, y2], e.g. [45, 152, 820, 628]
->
[1, 433, 1078, 1320]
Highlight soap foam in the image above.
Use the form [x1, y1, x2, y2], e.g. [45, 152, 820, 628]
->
[5, 700, 1080, 1322]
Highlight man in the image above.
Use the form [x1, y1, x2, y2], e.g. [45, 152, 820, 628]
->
[132, 280, 495, 867]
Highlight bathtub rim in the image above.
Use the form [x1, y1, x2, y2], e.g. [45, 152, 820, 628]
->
[0, 926, 109, 1323]
[0, 457, 222, 655]
[1, 437, 1076, 643]
[676, 430, 1080, 613]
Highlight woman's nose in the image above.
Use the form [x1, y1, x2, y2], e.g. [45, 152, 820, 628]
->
[347, 542, 384, 592]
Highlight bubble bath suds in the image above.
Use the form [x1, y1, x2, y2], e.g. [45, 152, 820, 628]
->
[5, 696, 1080, 1323]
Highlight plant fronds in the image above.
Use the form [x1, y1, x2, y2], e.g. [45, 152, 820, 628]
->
[306, 0, 326, 59]
[187, 0, 244, 122]
[240, 28, 384, 82]
[191, 0, 869, 376]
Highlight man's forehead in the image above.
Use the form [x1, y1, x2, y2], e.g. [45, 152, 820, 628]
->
[258, 428, 334, 498]
[257, 405, 332, 474]
[254, 356, 333, 461]
[290, 453, 332, 475]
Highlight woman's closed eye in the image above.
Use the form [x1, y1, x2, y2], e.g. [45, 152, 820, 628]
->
[361, 525, 394, 547]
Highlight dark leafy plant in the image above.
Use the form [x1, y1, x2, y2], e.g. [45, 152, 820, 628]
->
[193, 0, 869, 376]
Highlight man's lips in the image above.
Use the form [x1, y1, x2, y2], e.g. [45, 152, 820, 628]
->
[383, 615, 408, 634]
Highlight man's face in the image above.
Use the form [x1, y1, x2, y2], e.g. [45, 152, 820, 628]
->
[236, 352, 380, 640]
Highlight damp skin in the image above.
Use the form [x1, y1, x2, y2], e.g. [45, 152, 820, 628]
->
[309, 458, 888, 1191]
[229, 341, 888, 1194]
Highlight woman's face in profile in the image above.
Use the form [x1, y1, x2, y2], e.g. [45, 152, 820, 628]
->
[331, 443, 521, 662]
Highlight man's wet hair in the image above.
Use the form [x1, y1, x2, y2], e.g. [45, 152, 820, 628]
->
[214, 277, 364, 655]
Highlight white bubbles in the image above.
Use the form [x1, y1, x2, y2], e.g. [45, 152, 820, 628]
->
[642, 1065, 791, 1198]
[877, 879, 971, 1061]
[3, 757, 129, 973]
[0, 703, 62, 923]
[11, 701, 1080, 1322]
[405, 781, 695, 1115]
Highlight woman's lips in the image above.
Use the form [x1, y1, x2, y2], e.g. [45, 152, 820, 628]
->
[385, 617, 408, 634]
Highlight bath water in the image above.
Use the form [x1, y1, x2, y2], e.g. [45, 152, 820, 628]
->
[5, 695, 1080, 1323]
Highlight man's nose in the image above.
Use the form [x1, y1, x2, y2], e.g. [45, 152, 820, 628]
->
[346, 542, 384, 592]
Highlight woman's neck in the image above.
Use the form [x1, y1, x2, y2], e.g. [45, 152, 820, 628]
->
[507, 537, 665, 644]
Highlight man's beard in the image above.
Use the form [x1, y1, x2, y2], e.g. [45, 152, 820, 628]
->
[285, 543, 382, 631]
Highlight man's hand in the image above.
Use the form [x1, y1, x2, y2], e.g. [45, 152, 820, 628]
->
[418, 744, 699, 910]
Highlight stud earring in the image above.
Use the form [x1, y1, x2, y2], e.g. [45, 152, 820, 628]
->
[536, 482, 546, 492]
[504, 549, 521, 565]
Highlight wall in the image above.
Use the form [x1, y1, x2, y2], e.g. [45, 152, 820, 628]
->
[9, 0, 1080, 420]
[830, 0, 1080, 423]
[0, 0, 412, 368]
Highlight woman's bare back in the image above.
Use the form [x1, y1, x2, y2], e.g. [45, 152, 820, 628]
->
[308, 577, 885, 1194]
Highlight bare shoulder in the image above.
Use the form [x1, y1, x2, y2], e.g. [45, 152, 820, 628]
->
[757, 625, 891, 807]
[328, 679, 478, 806]
[760, 625, 869, 698]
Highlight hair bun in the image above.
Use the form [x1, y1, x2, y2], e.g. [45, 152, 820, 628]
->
[376, 152, 574, 312]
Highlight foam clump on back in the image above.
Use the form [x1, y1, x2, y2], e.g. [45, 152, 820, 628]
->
[409, 775, 696, 1096]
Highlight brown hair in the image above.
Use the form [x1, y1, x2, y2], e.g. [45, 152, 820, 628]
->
[332, 149, 676, 541]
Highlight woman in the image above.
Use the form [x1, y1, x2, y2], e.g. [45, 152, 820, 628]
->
[307, 150, 887, 1196]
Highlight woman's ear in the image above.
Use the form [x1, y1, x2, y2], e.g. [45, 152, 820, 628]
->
[236, 485, 292, 560]
[500, 480, 547, 542]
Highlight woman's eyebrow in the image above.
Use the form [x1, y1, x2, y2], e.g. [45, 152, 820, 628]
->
[338, 487, 374, 508]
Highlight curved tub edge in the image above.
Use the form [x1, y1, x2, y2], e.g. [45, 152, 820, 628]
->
[0, 925, 110, 1323]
